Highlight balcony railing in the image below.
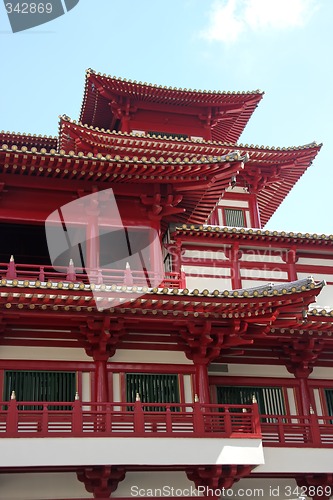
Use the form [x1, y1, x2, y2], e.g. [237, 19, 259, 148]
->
[0, 262, 184, 289]
[261, 413, 333, 447]
[1, 400, 333, 446]
[0, 400, 261, 439]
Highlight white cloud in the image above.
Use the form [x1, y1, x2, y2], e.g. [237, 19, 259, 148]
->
[201, 0, 319, 43]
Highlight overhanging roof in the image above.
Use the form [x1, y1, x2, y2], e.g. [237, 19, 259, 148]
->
[80, 69, 264, 143]
[0, 138, 321, 226]
[174, 224, 333, 246]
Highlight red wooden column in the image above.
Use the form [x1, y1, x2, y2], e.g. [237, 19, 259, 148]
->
[249, 193, 261, 228]
[171, 239, 182, 274]
[195, 362, 211, 404]
[94, 355, 109, 403]
[283, 339, 324, 417]
[227, 244, 242, 290]
[295, 369, 312, 417]
[80, 318, 125, 403]
[284, 247, 298, 282]
[150, 222, 163, 286]
[85, 194, 100, 274]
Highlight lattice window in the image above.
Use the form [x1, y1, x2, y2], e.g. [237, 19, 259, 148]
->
[126, 373, 180, 411]
[3, 370, 76, 410]
[162, 227, 172, 273]
[224, 208, 245, 227]
[216, 385, 286, 420]
[324, 389, 333, 416]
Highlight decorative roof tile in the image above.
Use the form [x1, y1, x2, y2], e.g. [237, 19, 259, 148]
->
[175, 224, 333, 244]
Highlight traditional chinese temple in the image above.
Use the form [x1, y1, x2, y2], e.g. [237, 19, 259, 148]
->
[0, 69, 332, 499]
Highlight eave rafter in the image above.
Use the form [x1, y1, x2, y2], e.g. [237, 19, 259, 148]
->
[174, 224, 333, 248]
[80, 70, 263, 143]
[0, 278, 324, 351]
[1, 131, 320, 226]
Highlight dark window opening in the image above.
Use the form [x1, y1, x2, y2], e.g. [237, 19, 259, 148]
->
[217, 385, 286, 422]
[3, 370, 76, 410]
[99, 227, 152, 270]
[126, 373, 180, 411]
[325, 389, 333, 419]
[162, 227, 172, 273]
[0, 223, 51, 265]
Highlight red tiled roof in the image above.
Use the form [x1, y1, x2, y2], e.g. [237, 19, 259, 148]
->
[79, 70, 264, 144]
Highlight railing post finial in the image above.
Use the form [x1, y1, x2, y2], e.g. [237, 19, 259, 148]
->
[194, 393, 199, 403]
[252, 394, 257, 404]
[136, 392, 141, 402]
[6, 255, 17, 280]
[66, 259, 76, 282]
[124, 262, 134, 286]
[10, 390, 16, 400]
[75, 392, 80, 401]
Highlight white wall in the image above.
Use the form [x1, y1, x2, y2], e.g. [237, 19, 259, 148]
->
[185, 276, 232, 290]
[111, 348, 191, 364]
[0, 473, 90, 500]
[0, 437, 264, 467]
[0, 346, 90, 361]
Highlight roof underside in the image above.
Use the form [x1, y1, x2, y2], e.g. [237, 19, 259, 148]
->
[0, 277, 326, 353]
[0, 131, 321, 226]
[79, 71, 264, 143]
[58, 118, 322, 225]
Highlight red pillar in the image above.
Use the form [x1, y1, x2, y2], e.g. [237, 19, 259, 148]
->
[149, 222, 163, 286]
[289, 365, 312, 416]
[86, 212, 100, 271]
[195, 362, 210, 404]
[94, 357, 109, 403]
[298, 375, 311, 416]
[285, 247, 298, 282]
[249, 193, 261, 228]
[172, 239, 182, 274]
[230, 244, 241, 290]
[85, 200, 100, 273]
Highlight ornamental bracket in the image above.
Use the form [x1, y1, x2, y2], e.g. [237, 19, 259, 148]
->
[179, 319, 251, 364]
[276, 337, 325, 377]
[140, 192, 184, 220]
[79, 316, 125, 360]
[77, 465, 126, 498]
[186, 464, 253, 490]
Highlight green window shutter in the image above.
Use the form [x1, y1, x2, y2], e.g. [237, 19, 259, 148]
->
[217, 385, 286, 417]
[224, 208, 245, 227]
[324, 389, 333, 416]
[3, 371, 76, 410]
[126, 373, 180, 411]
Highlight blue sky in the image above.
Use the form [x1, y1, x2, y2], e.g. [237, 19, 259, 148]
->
[0, 0, 332, 233]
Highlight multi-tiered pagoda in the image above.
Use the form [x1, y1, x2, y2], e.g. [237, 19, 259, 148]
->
[0, 69, 332, 500]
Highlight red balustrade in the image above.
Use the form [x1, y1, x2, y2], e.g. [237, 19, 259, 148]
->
[0, 400, 261, 439]
[2, 400, 333, 446]
[0, 262, 182, 289]
[260, 413, 333, 447]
